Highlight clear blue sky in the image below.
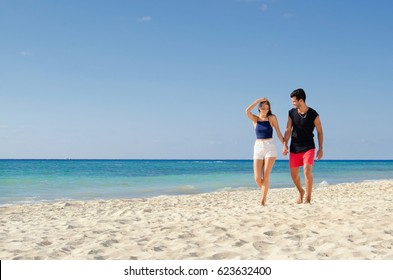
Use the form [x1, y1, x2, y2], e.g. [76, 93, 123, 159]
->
[1, 0, 392, 159]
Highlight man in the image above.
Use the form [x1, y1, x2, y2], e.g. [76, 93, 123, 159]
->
[282, 88, 323, 204]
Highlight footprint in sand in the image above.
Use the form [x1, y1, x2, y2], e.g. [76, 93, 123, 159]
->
[286, 234, 303, 242]
[37, 240, 52, 246]
[263, 230, 277, 237]
[234, 239, 248, 247]
[253, 241, 274, 253]
[101, 239, 119, 247]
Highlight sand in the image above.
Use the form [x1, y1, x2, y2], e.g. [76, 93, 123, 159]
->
[1, 180, 393, 260]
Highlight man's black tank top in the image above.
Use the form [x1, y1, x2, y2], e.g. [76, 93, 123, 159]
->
[289, 107, 318, 153]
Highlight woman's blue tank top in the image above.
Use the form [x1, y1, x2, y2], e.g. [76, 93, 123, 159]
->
[255, 121, 273, 139]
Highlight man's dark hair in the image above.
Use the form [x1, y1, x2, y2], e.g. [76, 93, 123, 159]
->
[290, 88, 306, 102]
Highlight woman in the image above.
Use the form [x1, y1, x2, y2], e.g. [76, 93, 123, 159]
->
[245, 98, 284, 205]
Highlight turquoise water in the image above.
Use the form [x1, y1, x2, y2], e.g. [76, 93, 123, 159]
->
[1, 159, 392, 205]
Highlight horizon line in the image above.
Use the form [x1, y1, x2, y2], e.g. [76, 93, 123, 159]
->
[0, 158, 392, 161]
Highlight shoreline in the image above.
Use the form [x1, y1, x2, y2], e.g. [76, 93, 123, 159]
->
[1, 178, 392, 208]
[2, 159, 393, 206]
[1, 180, 393, 260]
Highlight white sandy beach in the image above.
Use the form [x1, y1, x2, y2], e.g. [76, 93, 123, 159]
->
[1, 180, 393, 260]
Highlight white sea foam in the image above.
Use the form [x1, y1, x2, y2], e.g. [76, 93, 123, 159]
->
[317, 180, 330, 187]
[172, 185, 198, 193]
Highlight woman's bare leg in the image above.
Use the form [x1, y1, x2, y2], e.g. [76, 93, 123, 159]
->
[260, 157, 276, 206]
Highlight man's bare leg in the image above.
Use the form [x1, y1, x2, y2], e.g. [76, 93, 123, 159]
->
[290, 167, 304, 204]
[303, 164, 313, 203]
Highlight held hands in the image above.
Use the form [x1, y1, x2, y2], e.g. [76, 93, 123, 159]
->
[282, 145, 289, 156]
[282, 147, 323, 158]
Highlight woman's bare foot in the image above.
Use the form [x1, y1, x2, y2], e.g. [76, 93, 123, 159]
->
[259, 195, 266, 206]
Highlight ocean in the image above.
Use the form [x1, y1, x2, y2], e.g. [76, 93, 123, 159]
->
[1, 159, 392, 206]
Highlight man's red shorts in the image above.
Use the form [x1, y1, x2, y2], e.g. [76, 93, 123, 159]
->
[289, 149, 315, 168]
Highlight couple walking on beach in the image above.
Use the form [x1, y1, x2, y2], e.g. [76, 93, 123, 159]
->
[245, 88, 324, 206]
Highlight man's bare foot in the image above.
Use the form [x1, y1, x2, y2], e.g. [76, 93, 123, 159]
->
[297, 189, 305, 204]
